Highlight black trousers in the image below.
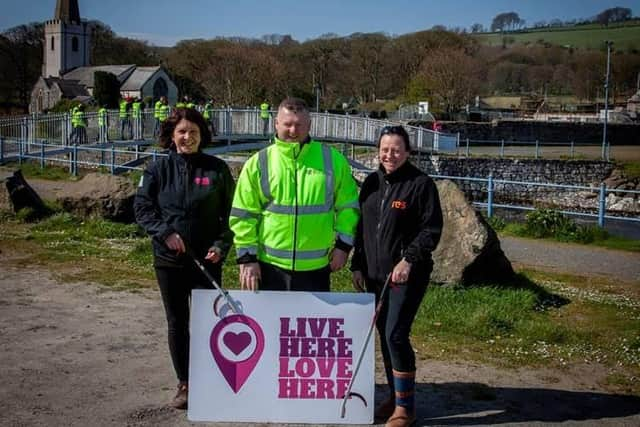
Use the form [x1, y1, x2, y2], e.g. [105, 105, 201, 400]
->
[259, 261, 330, 292]
[155, 262, 221, 382]
[367, 274, 428, 391]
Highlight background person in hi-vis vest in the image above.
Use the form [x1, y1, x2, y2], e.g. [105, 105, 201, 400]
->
[230, 97, 360, 292]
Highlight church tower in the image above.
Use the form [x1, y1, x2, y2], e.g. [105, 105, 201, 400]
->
[43, 0, 91, 77]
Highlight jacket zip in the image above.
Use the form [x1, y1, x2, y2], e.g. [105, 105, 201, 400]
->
[376, 178, 390, 278]
[291, 148, 300, 271]
[184, 159, 192, 249]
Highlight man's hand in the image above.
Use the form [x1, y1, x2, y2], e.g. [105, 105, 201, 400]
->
[239, 262, 261, 291]
[329, 248, 348, 272]
[351, 270, 366, 292]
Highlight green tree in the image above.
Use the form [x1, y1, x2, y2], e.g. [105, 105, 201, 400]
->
[0, 23, 43, 109]
[93, 71, 120, 108]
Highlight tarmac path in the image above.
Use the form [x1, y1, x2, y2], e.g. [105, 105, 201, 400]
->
[500, 235, 640, 284]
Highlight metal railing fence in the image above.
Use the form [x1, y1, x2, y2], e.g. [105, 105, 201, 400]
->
[0, 108, 444, 151]
[1, 138, 638, 228]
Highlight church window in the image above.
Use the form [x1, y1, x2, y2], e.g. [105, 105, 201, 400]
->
[51, 36, 55, 51]
[72, 36, 79, 52]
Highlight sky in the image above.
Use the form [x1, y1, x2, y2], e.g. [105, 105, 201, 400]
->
[1, 0, 637, 46]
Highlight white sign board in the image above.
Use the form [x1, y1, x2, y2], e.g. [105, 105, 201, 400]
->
[188, 290, 375, 424]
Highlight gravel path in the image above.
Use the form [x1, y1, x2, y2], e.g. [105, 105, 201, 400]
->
[500, 236, 640, 283]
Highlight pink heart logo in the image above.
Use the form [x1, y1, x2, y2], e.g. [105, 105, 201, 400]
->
[223, 331, 251, 355]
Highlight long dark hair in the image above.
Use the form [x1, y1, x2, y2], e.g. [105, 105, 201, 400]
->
[158, 108, 212, 150]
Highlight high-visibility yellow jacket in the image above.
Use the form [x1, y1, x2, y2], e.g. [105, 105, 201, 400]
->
[98, 108, 107, 127]
[154, 100, 163, 119]
[158, 104, 170, 122]
[230, 137, 360, 271]
[203, 102, 213, 119]
[72, 108, 85, 128]
[132, 101, 142, 118]
[119, 100, 129, 118]
[260, 102, 270, 119]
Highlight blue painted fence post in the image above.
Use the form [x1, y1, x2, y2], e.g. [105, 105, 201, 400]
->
[500, 139, 505, 157]
[535, 140, 539, 159]
[487, 174, 494, 219]
[570, 140, 574, 158]
[72, 144, 78, 176]
[110, 144, 115, 174]
[40, 141, 45, 169]
[152, 149, 157, 163]
[0, 137, 4, 163]
[598, 183, 606, 227]
[466, 138, 470, 157]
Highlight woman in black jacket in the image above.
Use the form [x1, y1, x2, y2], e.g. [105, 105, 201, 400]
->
[351, 125, 442, 427]
[134, 108, 234, 410]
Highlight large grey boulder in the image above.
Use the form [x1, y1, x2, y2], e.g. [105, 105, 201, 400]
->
[432, 179, 514, 285]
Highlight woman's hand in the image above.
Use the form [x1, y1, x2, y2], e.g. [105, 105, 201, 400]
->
[351, 271, 366, 292]
[205, 248, 222, 263]
[165, 232, 185, 254]
[391, 258, 412, 284]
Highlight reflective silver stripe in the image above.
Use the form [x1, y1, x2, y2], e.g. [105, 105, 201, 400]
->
[258, 149, 272, 201]
[322, 144, 334, 208]
[236, 246, 258, 257]
[259, 143, 336, 216]
[265, 203, 330, 215]
[336, 201, 359, 210]
[262, 245, 329, 260]
[337, 233, 355, 246]
[230, 207, 260, 219]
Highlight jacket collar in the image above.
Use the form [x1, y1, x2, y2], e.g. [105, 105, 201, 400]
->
[377, 160, 414, 182]
[273, 135, 311, 159]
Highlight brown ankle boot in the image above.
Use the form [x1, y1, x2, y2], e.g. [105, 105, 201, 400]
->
[385, 405, 416, 427]
[168, 382, 188, 409]
[385, 370, 416, 426]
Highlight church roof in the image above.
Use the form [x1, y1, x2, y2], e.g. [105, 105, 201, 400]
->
[120, 66, 162, 91]
[44, 77, 89, 98]
[62, 65, 136, 88]
[55, 0, 81, 24]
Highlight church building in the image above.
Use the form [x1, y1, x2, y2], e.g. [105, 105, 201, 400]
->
[30, 0, 177, 113]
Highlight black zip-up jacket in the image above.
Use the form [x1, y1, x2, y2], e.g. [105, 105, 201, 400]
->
[351, 161, 443, 283]
[134, 149, 234, 267]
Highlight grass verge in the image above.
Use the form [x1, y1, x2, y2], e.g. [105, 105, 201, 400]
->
[1, 211, 638, 394]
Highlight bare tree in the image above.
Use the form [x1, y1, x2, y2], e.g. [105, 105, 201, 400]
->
[418, 48, 482, 113]
[596, 7, 632, 26]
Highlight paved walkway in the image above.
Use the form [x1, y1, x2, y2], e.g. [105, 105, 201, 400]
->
[500, 236, 640, 283]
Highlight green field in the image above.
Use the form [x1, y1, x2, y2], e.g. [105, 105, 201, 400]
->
[475, 22, 640, 51]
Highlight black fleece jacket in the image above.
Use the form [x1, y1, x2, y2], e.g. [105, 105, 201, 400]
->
[134, 149, 234, 267]
[351, 161, 443, 283]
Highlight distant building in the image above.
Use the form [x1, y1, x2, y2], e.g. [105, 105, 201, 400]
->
[30, 0, 177, 112]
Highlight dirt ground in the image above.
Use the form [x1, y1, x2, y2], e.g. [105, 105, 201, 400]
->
[1, 248, 639, 427]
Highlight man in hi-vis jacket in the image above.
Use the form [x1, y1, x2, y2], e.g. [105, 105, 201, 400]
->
[230, 97, 359, 292]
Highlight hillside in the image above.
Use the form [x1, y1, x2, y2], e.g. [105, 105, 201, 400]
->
[474, 21, 640, 51]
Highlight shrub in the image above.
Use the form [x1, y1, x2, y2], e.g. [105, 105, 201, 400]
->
[523, 209, 576, 238]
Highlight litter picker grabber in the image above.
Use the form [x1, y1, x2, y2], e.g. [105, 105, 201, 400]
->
[185, 246, 241, 315]
[340, 274, 392, 418]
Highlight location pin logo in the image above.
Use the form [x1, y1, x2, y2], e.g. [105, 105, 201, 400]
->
[210, 314, 265, 393]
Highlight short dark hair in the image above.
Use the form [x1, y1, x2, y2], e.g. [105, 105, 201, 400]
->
[278, 97, 309, 114]
[377, 125, 411, 151]
[158, 108, 211, 149]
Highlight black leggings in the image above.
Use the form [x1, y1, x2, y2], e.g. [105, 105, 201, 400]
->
[155, 263, 221, 383]
[367, 276, 428, 390]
